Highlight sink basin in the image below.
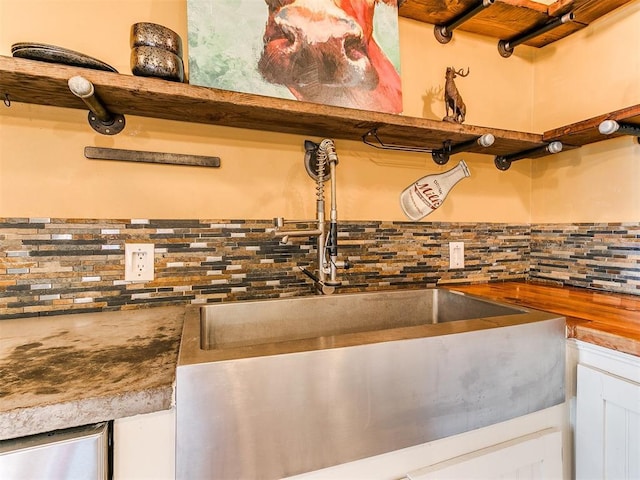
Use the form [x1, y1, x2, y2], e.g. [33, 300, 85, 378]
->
[200, 289, 525, 350]
[177, 288, 565, 480]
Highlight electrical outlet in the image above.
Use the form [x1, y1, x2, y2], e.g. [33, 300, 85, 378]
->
[449, 241, 464, 269]
[124, 243, 154, 282]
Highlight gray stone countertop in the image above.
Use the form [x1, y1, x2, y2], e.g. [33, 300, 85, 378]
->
[0, 306, 185, 441]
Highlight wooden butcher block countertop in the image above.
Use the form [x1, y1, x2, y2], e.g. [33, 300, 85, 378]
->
[447, 281, 640, 357]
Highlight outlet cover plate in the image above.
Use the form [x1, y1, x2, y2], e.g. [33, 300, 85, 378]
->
[125, 243, 154, 282]
[449, 241, 465, 269]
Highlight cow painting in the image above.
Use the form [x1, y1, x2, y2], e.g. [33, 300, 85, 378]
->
[187, 0, 402, 114]
[258, 0, 402, 113]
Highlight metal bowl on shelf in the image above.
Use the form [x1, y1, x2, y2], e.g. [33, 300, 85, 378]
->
[130, 45, 184, 82]
[130, 22, 183, 58]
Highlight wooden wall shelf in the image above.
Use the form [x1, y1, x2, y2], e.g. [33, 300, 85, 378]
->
[400, 0, 636, 48]
[1, 56, 636, 164]
[544, 105, 640, 146]
[0, 56, 545, 158]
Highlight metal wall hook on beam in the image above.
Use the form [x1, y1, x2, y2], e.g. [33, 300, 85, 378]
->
[599, 120, 640, 144]
[432, 133, 495, 165]
[434, 0, 495, 44]
[494, 141, 563, 171]
[68, 76, 125, 135]
[498, 12, 575, 58]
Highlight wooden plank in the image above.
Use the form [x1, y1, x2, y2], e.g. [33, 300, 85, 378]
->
[0, 56, 545, 157]
[399, 0, 637, 48]
[549, 0, 634, 21]
[400, 0, 549, 41]
[84, 147, 221, 168]
[543, 104, 640, 146]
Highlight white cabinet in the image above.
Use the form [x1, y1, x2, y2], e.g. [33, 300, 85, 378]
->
[574, 342, 640, 480]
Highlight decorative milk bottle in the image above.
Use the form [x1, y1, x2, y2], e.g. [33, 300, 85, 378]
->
[400, 160, 470, 221]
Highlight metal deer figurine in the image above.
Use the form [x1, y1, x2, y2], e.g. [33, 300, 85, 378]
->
[443, 66, 469, 124]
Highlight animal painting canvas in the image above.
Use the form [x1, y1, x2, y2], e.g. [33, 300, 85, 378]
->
[187, 0, 403, 114]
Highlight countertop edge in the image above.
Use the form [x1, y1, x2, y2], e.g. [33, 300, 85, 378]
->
[0, 384, 173, 441]
[571, 322, 640, 357]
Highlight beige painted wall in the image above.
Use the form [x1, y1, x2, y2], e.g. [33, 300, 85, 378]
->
[531, 2, 640, 222]
[0, 0, 535, 222]
[3, 1, 638, 223]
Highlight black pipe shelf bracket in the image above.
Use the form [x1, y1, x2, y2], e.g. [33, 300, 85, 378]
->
[432, 133, 495, 165]
[494, 141, 563, 171]
[599, 120, 640, 144]
[434, 0, 495, 44]
[68, 75, 125, 135]
[498, 12, 575, 58]
[362, 128, 494, 165]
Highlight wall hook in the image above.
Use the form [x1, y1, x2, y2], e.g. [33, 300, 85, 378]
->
[68, 76, 125, 135]
[599, 120, 640, 144]
[494, 141, 563, 171]
[498, 12, 575, 58]
[432, 133, 495, 165]
[434, 0, 495, 44]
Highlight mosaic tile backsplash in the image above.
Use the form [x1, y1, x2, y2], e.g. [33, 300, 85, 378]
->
[1, 219, 638, 319]
[530, 223, 640, 294]
[1, 218, 529, 319]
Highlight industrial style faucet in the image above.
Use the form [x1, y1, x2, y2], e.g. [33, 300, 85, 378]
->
[274, 139, 349, 295]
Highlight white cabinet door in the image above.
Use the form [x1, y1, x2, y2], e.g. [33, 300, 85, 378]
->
[576, 364, 640, 480]
[405, 429, 563, 480]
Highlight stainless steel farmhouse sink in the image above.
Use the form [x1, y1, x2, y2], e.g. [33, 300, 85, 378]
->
[177, 288, 565, 480]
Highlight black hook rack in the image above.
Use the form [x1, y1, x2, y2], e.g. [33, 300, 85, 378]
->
[362, 128, 495, 165]
[494, 141, 563, 171]
[434, 0, 495, 44]
[599, 120, 640, 144]
[498, 12, 575, 58]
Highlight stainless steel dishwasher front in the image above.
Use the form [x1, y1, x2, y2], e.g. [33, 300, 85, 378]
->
[0, 422, 109, 480]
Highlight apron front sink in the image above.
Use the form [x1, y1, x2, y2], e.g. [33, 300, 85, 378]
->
[177, 288, 565, 479]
